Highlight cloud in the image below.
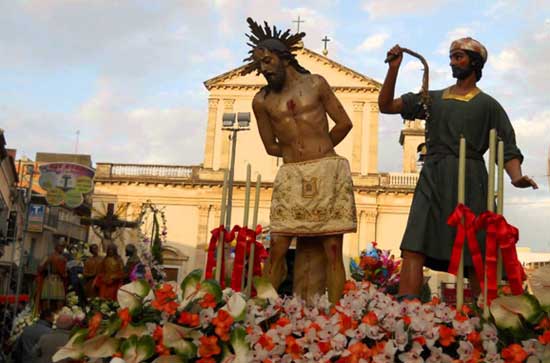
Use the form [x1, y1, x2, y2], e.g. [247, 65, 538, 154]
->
[436, 26, 475, 55]
[491, 49, 521, 71]
[356, 33, 390, 52]
[75, 80, 206, 165]
[362, 0, 448, 18]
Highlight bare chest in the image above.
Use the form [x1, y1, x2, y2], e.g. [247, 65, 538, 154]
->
[264, 83, 320, 121]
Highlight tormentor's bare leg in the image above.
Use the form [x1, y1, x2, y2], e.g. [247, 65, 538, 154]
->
[320, 234, 345, 304]
[263, 235, 292, 290]
[293, 237, 327, 304]
[398, 250, 426, 296]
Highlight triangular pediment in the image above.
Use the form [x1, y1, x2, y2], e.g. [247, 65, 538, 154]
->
[204, 48, 381, 91]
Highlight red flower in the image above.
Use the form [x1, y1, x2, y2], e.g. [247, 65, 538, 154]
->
[152, 284, 179, 315]
[155, 343, 170, 356]
[118, 308, 131, 329]
[178, 311, 200, 327]
[198, 335, 221, 358]
[347, 342, 371, 363]
[200, 293, 217, 309]
[438, 325, 456, 347]
[212, 309, 233, 342]
[362, 311, 378, 326]
[538, 330, 550, 345]
[317, 341, 331, 354]
[343, 280, 357, 294]
[196, 358, 216, 363]
[338, 313, 357, 334]
[285, 335, 302, 359]
[87, 312, 103, 338]
[413, 336, 426, 346]
[258, 333, 275, 351]
[467, 331, 481, 348]
[152, 325, 163, 342]
[501, 343, 528, 363]
[536, 316, 550, 331]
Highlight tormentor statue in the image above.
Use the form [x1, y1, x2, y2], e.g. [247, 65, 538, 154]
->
[243, 18, 357, 303]
[378, 38, 538, 300]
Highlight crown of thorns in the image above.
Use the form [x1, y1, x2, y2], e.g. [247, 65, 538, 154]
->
[242, 17, 305, 75]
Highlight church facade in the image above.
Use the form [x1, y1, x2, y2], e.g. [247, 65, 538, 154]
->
[91, 47, 424, 283]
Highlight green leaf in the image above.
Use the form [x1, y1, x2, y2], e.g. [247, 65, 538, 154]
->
[230, 326, 250, 363]
[162, 323, 197, 358]
[105, 317, 122, 336]
[253, 276, 278, 301]
[180, 269, 203, 301]
[82, 335, 120, 359]
[115, 323, 148, 339]
[529, 267, 550, 312]
[224, 293, 247, 322]
[490, 294, 543, 334]
[117, 280, 151, 313]
[121, 335, 156, 363]
[199, 279, 223, 303]
[152, 355, 185, 363]
[52, 329, 88, 362]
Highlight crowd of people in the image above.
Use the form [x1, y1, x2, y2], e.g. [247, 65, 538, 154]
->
[1, 239, 143, 363]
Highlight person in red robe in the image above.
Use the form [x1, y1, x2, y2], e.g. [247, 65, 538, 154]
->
[35, 240, 68, 312]
[95, 243, 125, 300]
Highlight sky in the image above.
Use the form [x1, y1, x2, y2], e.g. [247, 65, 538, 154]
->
[1, 0, 550, 251]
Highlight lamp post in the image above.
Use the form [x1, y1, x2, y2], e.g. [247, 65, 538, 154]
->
[222, 112, 250, 228]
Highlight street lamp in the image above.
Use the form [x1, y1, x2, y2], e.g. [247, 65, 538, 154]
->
[222, 112, 250, 229]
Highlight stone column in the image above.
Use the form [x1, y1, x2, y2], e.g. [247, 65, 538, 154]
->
[195, 204, 211, 272]
[351, 101, 365, 173]
[196, 204, 211, 250]
[220, 99, 235, 169]
[367, 102, 379, 174]
[362, 208, 378, 251]
[203, 98, 219, 169]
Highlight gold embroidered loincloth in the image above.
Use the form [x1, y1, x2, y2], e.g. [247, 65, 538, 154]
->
[270, 156, 357, 236]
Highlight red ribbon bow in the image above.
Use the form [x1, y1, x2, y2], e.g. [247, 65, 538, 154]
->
[204, 225, 237, 288]
[447, 204, 485, 288]
[230, 225, 267, 293]
[476, 211, 526, 305]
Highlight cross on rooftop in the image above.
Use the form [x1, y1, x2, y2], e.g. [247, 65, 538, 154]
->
[293, 16, 305, 33]
[322, 35, 331, 56]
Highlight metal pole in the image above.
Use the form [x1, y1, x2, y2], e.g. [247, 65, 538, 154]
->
[13, 166, 35, 319]
[225, 129, 238, 228]
[223, 129, 238, 285]
[456, 136, 466, 310]
[484, 129, 497, 318]
[496, 140, 504, 283]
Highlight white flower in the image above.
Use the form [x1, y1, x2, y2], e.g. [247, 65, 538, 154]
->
[426, 346, 453, 363]
[397, 341, 423, 363]
[457, 340, 474, 361]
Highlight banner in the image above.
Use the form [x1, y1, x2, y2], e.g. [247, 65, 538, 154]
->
[38, 163, 95, 208]
[27, 204, 45, 232]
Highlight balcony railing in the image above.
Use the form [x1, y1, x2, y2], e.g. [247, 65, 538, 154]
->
[96, 163, 197, 180]
[380, 173, 419, 188]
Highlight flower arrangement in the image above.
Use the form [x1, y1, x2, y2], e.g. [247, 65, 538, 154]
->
[53, 306, 86, 329]
[52, 267, 550, 363]
[350, 242, 401, 294]
[136, 201, 168, 283]
[8, 305, 36, 346]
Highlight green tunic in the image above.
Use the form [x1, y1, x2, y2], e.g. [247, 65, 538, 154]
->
[400, 88, 523, 272]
